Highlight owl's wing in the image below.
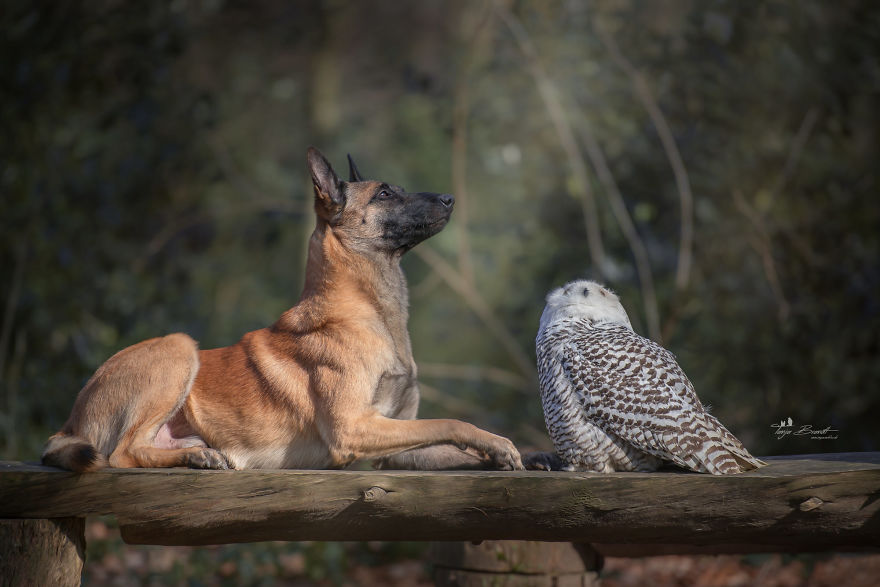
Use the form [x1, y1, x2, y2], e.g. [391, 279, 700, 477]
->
[561, 325, 737, 473]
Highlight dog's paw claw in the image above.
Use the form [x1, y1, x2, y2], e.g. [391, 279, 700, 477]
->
[187, 448, 230, 470]
[485, 437, 523, 471]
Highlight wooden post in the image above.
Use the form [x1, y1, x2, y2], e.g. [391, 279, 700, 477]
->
[0, 517, 85, 587]
[431, 541, 601, 586]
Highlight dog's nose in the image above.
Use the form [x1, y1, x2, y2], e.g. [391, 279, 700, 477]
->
[439, 193, 455, 208]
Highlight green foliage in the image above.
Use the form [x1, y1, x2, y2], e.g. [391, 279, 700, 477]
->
[3, 0, 878, 582]
[2, 0, 878, 503]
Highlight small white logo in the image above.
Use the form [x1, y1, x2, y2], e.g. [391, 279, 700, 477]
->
[771, 417, 839, 440]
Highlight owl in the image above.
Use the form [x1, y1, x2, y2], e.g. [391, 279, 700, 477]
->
[535, 279, 765, 475]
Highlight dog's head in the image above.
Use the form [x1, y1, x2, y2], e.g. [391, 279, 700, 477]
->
[307, 147, 454, 255]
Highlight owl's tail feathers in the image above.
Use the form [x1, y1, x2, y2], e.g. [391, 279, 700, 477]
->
[702, 415, 767, 474]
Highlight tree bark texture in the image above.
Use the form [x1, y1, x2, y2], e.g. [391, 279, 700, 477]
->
[431, 541, 601, 586]
[0, 517, 85, 587]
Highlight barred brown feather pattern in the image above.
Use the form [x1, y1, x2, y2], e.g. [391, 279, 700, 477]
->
[537, 317, 763, 475]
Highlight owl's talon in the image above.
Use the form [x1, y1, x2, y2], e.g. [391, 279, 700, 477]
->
[523, 451, 565, 471]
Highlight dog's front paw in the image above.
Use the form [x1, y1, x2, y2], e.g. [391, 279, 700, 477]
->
[186, 447, 230, 470]
[486, 436, 523, 471]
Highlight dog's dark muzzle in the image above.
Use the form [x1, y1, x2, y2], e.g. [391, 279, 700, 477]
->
[417, 192, 455, 211]
[413, 192, 455, 223]
[381, 191, 455, 252]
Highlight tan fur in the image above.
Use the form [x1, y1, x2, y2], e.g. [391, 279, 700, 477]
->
[43, 148, 522, 472]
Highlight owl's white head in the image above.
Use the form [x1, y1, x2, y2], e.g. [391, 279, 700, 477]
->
[539, 279, 633, 332]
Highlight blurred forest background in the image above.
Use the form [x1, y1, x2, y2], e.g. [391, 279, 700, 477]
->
[2, 0, 879, 584]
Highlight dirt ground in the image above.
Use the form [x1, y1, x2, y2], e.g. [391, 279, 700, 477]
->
[601, 553, 880, 587]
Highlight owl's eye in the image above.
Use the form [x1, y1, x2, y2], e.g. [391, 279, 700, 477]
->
[582, 288, 590, 297]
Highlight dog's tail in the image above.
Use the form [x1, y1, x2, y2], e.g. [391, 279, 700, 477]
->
[42, 432, 108, 472]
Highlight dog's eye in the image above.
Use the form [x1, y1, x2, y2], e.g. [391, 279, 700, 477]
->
[374, 189, 392, 201]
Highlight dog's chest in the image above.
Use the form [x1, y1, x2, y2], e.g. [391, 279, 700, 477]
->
[372, 354, 416, 417]
[369, 306, 417, 417]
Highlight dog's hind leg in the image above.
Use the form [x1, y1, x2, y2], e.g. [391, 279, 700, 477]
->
[44, 333, 216, 471]
[102, 334, 228, 469]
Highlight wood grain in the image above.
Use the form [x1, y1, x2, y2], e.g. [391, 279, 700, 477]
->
[0, 453, 878, 552]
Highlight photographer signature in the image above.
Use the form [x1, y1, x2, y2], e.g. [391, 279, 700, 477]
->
[771, 418, 839, 440]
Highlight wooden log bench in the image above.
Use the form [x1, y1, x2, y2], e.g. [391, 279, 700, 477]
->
[1, 452, 878, 585]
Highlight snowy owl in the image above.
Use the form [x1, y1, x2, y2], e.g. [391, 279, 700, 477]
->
[534, 279, 765, 475]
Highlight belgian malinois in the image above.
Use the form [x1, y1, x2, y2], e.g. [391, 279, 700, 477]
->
[42, 148, 523, 472]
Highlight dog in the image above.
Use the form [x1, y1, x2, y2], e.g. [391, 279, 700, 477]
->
[42, 148, 523, 472]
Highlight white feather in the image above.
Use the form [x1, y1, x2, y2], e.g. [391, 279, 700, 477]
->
[539, 280, 633, 335]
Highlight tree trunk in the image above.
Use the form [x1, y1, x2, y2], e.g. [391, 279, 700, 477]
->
[431, 540, 601, 586]
[0, 517, 85, 587]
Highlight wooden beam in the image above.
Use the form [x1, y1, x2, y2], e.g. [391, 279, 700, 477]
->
[0, 453, 878, 552]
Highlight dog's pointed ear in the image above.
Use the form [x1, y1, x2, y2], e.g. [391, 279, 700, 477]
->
[307, 147, 345, 220]
[347, 154, 364, 182]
